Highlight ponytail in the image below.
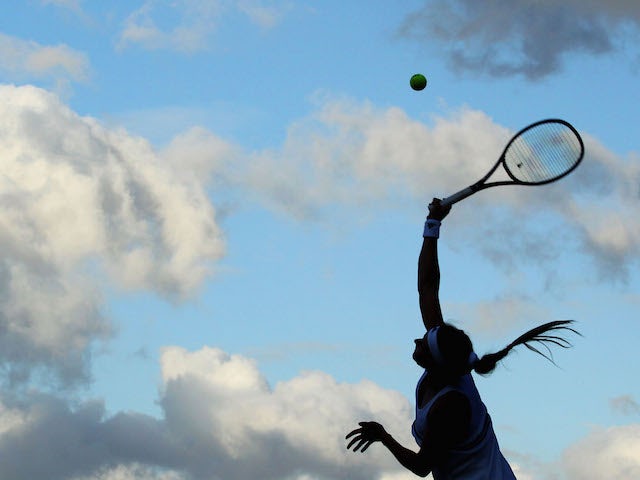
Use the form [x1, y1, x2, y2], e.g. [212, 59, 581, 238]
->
[473, 320, 580, 375]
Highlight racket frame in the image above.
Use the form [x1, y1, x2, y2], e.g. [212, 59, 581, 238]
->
[441, 119, 584, 207]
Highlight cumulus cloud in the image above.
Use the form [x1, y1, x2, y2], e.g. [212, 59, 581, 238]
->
[118, 0, 288, 52]
[159, 346, 415, 480]
[242, 97, 510, 219]
[0, 346, 415, 480]
[562, 424, 640, 480]
[397, 0, 640, 79]
[0, 33, 89, 86]
[2, 343, 636, 480]
[218, 96, 639, 283]
[559, 145, 640, 281]
[0, 84, 225, 384]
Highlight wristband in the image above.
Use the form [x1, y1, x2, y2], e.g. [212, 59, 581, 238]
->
[423, 218, 441, 238]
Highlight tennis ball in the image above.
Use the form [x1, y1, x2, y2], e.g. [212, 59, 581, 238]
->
[410, 73, 427, 91]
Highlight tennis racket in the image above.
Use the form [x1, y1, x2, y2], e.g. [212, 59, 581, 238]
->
[440, 119, 584, 207]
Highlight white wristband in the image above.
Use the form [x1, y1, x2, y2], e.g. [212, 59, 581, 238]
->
[423, 219, 441, 238]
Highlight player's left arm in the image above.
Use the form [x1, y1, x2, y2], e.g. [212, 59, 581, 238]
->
[345, 392, 470, 477]
[346, 422, 434, 477]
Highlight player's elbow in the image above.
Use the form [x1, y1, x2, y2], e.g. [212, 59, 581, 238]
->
[412, 447, 435, 477]
[412, 466, 431, 478]
[409, 458, 432, 478]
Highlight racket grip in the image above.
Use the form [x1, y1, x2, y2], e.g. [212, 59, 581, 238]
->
[441, 186, 475, 207]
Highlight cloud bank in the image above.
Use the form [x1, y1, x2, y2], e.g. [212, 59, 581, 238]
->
[0, 346, 415, 480]
[0, 85, 225, 384]
[0, 345, 637, 480]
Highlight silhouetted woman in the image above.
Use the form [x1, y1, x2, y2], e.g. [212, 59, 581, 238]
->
[346, 199, 579, 479]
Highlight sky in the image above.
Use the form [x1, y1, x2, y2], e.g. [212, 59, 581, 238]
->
[0, 1, 639, 479]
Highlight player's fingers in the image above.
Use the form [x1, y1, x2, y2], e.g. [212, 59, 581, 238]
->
[346, 436, 361, 450]
[354, 439, 369, 452]
[345, 428, 361, 439]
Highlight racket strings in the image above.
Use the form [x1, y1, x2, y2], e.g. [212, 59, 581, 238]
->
[506, 123, 582, 184]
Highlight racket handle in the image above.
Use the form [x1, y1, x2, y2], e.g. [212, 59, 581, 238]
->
[441, 186, 475, 207]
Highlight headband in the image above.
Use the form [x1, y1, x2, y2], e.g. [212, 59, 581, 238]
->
[427, 327, 446, 365]
[427, 327, 479, 369]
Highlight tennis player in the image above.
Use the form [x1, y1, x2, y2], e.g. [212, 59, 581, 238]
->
[346, 198, 578, 479]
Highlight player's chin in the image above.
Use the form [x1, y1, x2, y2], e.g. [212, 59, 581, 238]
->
[413, 351, 428, 368]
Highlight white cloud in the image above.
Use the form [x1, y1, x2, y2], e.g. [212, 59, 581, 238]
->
[160, 126, 239, 184]
[118, 0, 288, 52]
[219, 96, 639, 286]
[0, 84, 226, 384]
[241, 98, 509, 219]
[397, 0, 640, 79]
[559, 144, 640, 281]
[0, 33, 89, 85]
[159, 346, 414, 479]
[562, 424, 640, 480]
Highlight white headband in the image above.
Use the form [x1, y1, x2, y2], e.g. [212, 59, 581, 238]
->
[427, 327, 446, 365]
[427, 327, 479, 369]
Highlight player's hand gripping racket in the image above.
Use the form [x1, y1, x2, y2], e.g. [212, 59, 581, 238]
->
[441, 119, 584, 207]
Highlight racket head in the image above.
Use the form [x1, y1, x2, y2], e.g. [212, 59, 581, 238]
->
[501, 119, 584, 185]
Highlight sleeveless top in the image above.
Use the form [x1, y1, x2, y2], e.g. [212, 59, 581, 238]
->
[412, 370, 517, 480]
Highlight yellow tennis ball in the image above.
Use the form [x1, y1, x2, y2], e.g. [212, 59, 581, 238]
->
[410, 73, 427, 91]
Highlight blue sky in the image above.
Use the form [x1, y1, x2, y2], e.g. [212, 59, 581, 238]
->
[0, 1, 639, 479]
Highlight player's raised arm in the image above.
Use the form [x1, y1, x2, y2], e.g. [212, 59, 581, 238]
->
[418, 199, 451, 331]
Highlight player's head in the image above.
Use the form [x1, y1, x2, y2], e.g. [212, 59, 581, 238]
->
[413, 323, 475, 377]
[414, 320, 580, 377]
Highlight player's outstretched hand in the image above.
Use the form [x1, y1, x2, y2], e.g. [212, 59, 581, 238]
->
[428, 198, 452, 221]
[346, 421, 387, 453]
